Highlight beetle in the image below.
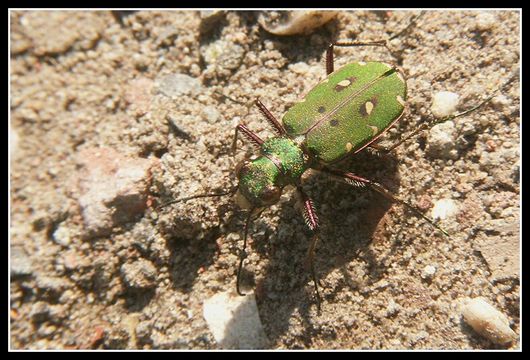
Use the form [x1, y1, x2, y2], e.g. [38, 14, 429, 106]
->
[229, 40, 441, 309]
[160, 15, 515, 311]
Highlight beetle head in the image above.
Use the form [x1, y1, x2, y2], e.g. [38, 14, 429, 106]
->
[235, 159, 282, 209]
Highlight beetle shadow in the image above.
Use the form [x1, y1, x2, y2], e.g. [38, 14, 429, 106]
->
[162, 201, 240, 293]
[248, 147, 414, 346]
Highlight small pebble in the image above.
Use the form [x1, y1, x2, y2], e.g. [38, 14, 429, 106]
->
[462, 297, 517, 345]
[52, 222, 72, 246]
[11, 246, 33, 276]
[431, 91, 460, 118]
[386, 299, 401, 317]
[475, 12, 497, 31]
[427, 121, 459, 159]
[258, 10, 337, 35]
[202, 106, 221, 124]
[30, 301, 50, 322]
[431, 198, 459, 220]
[200, 39, 245, 71]
[421, 265, 437, 280]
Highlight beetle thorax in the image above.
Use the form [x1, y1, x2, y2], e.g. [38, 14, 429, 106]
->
[235, 137, 308, 208]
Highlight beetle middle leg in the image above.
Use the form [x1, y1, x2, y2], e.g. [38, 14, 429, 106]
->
[318, 166, 449, 237]
[296, 186, 323, 312]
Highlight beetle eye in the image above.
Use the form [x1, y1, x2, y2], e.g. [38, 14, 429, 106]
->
[235, 160, 251, 178]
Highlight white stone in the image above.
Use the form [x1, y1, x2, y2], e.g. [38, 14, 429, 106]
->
[426, 120, 459, 159]
[431, 91, 460, 118]
[462, 297, 517, 345]
[476, 12, 497, 31]
[258, 11, 338, 36]
[52, 223, 72, 246]
[421, 265, 437, 279]
[203, 291, 268, 349]
[431, 198, 459, 220]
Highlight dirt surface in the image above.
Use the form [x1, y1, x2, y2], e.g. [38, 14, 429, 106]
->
[10, 10, 520, 350]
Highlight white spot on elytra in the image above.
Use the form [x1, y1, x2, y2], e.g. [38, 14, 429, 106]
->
[337, 79, 351, 87]
[368, 125, 378, 135]
[396, 95, 405, 106]
[294, 135, 305, 146]
[365, 101, 374, 115]
[345, 142, 353, 152]
[358, 61, 366, 66]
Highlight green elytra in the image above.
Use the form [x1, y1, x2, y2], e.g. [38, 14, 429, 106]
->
[237, 61, 406, 208]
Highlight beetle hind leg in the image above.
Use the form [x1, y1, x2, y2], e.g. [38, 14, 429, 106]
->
[326, 40, 388, 75]
[318, 166, 450, 237]
[326, 11, 426, 75]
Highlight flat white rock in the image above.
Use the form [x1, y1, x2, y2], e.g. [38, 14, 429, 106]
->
[462, 297, 517, 345]
[203, 291, 268, 349]
[431, 198, 459, 220]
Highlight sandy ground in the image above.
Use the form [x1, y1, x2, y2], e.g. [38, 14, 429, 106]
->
[10, 10, 520, 350]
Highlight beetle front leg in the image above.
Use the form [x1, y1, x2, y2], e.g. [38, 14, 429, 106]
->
[318, 167, 449, 237]
[296, 186, 323, 311]
[232, 123, 264, 154]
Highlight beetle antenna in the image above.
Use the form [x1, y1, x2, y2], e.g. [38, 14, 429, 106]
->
[156, 186, 238, 210]
[213, 89, 248, 106]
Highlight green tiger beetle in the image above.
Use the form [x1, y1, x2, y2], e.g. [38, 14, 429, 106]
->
[160, 13, 517, 311]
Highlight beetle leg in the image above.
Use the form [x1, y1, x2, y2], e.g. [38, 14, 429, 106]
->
[326, 40, 387, 75]
[236, 207, 257, 296]
[297, 186, 319, 231]
[318, 166, 450, 237]
[326, 11, 426, 75]
[232, 123, 264, 154]
[255, 99, 287, 136]
[296, 186, 323, 312]
[374, 71, 519, 154]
